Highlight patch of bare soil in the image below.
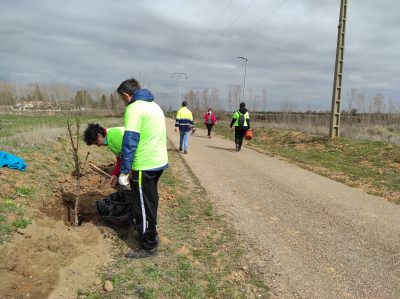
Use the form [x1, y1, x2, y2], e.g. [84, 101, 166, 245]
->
[0, 164, 122, 299]
[42, 164, 115, 225]
[0, 218, 114, 299]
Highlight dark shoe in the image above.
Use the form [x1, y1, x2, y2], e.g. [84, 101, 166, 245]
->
[183, 150, 188, 154]
[126, 248, 157, 259]
[179, 147, 183, 151]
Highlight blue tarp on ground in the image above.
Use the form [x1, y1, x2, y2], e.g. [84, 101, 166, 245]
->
[0, 151, 28, 172]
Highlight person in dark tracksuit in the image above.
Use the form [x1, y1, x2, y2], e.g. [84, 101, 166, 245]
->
[230, 102, 250, 151]
[117, 78, 168, 259]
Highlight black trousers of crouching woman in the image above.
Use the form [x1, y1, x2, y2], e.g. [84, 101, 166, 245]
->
[129, 170, 163, 250]
[206, 124, 214, 136]
[234, 127, 247, 150]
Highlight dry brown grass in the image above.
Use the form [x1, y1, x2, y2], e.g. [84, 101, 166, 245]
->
[1, 126, 66, 147]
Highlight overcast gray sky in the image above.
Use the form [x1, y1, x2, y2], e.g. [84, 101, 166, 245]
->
[0, 0, 399, 110]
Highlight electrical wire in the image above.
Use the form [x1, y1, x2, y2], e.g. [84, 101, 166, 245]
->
[192, 0, 292, 74]
[217, 0, 292, 60]
[207, 0, 259, 49]
[231, 0, 291, 47]
[181, 0, 234, 66]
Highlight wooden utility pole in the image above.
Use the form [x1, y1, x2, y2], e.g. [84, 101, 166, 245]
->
[329, 0, 348, 138]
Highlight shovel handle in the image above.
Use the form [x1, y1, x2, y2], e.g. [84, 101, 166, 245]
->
[89, 163, 112, 179]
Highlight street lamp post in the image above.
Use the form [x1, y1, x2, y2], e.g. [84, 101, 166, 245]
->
[238, 56, 248, 100]
[171, 72, 188, 102]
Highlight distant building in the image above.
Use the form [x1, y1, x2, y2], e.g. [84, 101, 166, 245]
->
[12, 103, 23, 111]
[24, 102, 34, 110]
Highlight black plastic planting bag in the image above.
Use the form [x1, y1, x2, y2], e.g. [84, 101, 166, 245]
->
[96, 191, 133, 225]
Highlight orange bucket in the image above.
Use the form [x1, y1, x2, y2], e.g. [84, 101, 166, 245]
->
[245, 129, 253, 140]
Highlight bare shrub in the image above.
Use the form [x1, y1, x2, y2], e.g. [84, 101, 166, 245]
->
[227, 85, 241, 111]
[260, 112, 400, 144]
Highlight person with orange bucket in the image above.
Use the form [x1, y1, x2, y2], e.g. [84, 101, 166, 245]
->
[230, 102, 251, 151]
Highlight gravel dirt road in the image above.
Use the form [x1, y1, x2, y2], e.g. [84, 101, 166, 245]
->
[167, 119, 400, 299]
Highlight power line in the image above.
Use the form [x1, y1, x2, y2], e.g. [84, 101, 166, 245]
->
[181, 0, 234, 66]
[191, 0, 292, 74]
[207, 0, 259, 49]
[184, 0, 259, 72]
[199, 0, 234, 41]
[171, 72, 188, 102]
[222, 0, 291, 54]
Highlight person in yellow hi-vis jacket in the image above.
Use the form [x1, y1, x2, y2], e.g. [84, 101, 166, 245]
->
[175, 101, 194, 154]
[117, 78, 168, 259]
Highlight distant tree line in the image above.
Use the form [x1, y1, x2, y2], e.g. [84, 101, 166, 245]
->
[181, 86, 268, 117]
[0, 81, 124, 112]
[180, 85, 400, 116]
[1, 81, 399, 116]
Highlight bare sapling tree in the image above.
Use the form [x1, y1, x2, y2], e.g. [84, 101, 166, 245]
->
[227, 85, 241, 110]
[183, 89, 200, 115]
[261, 88, 267, 111]
[247, 88, 259, 112]
[387, 98, 399, 114]
[356, 92, 366, 113]
[66, 119, 82, 226]
[202, 88, 209, 111]
[210, 87, 220, 112]
[347, 88, 357, 112]
[373, 92, 385, 113]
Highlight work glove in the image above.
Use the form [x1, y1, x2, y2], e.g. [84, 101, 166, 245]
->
[118, 173, 130, 187]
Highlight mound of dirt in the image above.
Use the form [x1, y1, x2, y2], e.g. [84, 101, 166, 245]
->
[0, 218, 113, 298]
[0, 164, 121, 298]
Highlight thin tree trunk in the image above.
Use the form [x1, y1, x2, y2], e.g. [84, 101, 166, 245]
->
[67, 119, 81, 226]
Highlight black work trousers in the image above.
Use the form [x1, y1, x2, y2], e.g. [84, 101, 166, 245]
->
[234, 127, 247, 149]
[129, 170, 163, 250]
[206, 124, 214, 136]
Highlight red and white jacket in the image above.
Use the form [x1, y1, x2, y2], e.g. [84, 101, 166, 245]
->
[203, 113, 217, 125]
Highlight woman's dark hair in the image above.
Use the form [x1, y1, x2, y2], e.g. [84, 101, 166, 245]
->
[84, 123, 106, 145]
[117, 78, 141, 96]
[239, 102, 246, 108]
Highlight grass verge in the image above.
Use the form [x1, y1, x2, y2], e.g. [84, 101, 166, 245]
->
[212, 121, 400, 202]
[0, 197, 30, 244]
[0, 115, 119, 244]
[79, 145, 269, 298]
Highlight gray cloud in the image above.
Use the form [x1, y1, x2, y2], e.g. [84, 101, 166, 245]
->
[0, 0, 399, 110]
